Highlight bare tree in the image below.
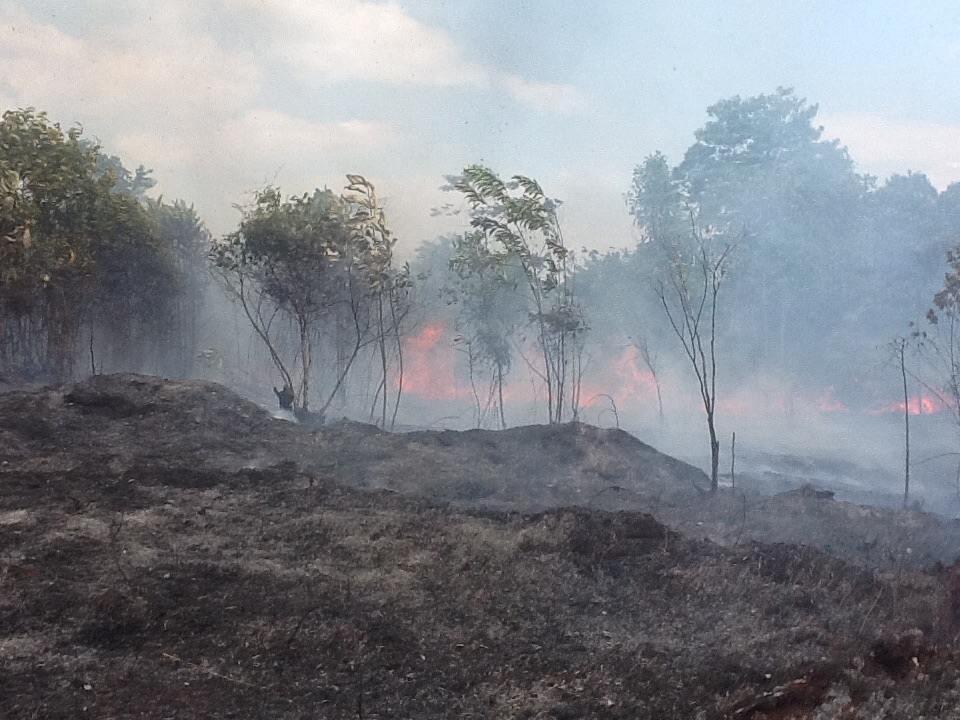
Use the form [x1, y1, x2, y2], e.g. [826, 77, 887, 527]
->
[918, 247, 960, 472]
[654, 218, 734, 491]
[890, 338, 912, 506]
[630, 152, 737, 492]
[633, 336, 664, 420]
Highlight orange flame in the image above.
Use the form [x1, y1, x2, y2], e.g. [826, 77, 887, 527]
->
[581, 346, 658, 408]
[408, 323, 444, 350]
[881, 395, 944, 415]
[399, 322, 469, 400]
[395, 323, 942, 421]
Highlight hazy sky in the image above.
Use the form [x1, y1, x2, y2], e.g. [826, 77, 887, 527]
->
[2, 0, 958, 254]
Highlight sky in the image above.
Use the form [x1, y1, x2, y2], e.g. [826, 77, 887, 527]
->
[1, 0, 959, 256]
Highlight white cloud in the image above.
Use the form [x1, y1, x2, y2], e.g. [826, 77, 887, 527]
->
[0, 2, 259, 133]
[114, 110, 397, 234]
[503, 74, 588, 115]
[821, 114, 960, 189]
[115, 111, 395, 176]
[0, 0, 591, 239]
[0, 3, 401, 233]
[240, 0, 485, 86]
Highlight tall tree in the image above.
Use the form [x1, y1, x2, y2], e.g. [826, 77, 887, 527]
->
[630, 153, 736, 491]
[343, 175, 414, 429]
[146, 198, 211, 376]
[0, 109, 105, 377]
[676, 88, 866, 382]
[451, 165, 587, 424]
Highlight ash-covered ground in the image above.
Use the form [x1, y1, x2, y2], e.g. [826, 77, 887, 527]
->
[2, 374, 960, 718]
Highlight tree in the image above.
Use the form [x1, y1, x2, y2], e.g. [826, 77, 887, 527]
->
[0, 108, 191, 380]
[97, 151, 155, 198]
[676, 88, 866, 384]
[213, 186, 353, 413]
[446, 230, 524, 428]
[144, 198, 211, 375]
[919, 248, 960, 452]
[88, 191, 178, 372]
[891, 337, 911, 507]
[630, 153, 736, 492]
[213, 176, 411, 424]
[451, 165, 587, 424]
[342, 175, 414, 429]
[0, 109, 105, 377]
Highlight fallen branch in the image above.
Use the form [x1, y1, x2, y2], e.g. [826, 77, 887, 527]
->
[161, 652, 261, 688]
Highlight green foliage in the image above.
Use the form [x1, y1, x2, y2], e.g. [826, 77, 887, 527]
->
[213, 176, 413, 418]
[0, 108, 196, 378]
[614, 87, 960, 413]
[97, 151, 156, 198]
[145, 198, 211, 373]
[680, 87, 825, 181]
[451, 165, 587, 424]
[0, 109, 105, 301]
[627, 152, 686, 245]
[444, 231, 523, 427]
[216, 186, 352, 314]
[627, 89, 872, 388]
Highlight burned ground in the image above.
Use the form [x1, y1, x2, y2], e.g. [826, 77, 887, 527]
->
[314, 417, 960, 573]
[2, 374, 960, 717]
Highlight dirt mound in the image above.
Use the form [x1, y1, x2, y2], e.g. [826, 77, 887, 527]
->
[2, 372, 287, 454]
[0, 372, 317, 473]
[4, 374, 959, 571]
[314, 420, 709, 504]
[314, 418, 960, 571]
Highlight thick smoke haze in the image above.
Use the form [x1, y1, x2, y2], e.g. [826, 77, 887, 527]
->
[3, 2, 960, 513]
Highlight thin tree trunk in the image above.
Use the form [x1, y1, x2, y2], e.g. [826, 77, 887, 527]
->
[467, 344, 482, 427]
[899, 341, 910, 506]
[299, 314, 311, 412]
[497, 363, 506, 430]
[389, 287, 404, 431]
[730, 431, 736, 489]
[89, 325, 96, 376]
[708, 413, 720, 492]
[377, 292, 388, 429]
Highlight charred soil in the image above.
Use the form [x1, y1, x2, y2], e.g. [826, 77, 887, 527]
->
[2, 374, 960, 718]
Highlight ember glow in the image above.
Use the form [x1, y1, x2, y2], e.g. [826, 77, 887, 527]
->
[581, 346, 659, 408]
[398, 322, 470, 400]
[879, 395, 946, 416]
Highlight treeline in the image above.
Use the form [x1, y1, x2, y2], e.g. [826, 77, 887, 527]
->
[0, 109, 208, 379]
[577, 88, 960, 409]
[3, 91, 960, 433]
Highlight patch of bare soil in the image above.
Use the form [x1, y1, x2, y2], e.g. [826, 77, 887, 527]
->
[1, 374, 960, 718]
